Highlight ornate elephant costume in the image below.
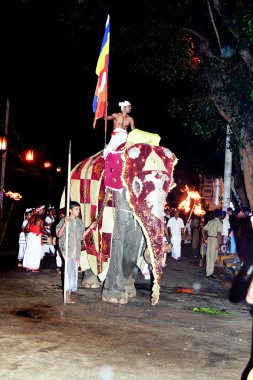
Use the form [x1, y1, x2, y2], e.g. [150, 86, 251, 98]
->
[60, 129, 177, 305]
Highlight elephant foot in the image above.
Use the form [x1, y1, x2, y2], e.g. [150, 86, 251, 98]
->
[124, 284, 136, 298]
[124, 279, 136, 298]
[81, 270, 101, 289]
[82, 282, 100, 289]
[102, 289, 128, 304]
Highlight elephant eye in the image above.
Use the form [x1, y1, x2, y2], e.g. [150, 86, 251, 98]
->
[131, 176, 143, 197]
[135, 182, 140, 193]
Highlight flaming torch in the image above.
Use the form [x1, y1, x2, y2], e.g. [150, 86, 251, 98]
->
[4, 190, 22, 201]
[0, 190, 22, 246]
[178, 186, 205, 233]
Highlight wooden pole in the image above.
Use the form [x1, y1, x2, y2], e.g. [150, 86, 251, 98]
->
[183, 203, 195, 234]
[0, 201, 14, 247]
[0, 98, 10, 214]
[104, 100, 108, 149]
[63, 141, 71, 304]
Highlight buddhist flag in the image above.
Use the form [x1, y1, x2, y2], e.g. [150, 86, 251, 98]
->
[92, 15, 110, 128]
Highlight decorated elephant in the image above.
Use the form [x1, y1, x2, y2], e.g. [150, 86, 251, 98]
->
[60, 129, 177, 305]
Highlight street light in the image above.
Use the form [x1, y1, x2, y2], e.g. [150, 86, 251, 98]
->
[43, 161, 52, 169]
[25, 149, 34, 162]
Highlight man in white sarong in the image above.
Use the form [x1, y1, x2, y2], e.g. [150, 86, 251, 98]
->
[17, 207, 33, 267]
[167, 209, 185, 261]
[22, 205, 46, 272]
[103, 100, 135, 158]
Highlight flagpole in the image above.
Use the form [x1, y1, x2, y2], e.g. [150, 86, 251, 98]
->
[104, 100, 108, 149]
[63, 140, 71, 304]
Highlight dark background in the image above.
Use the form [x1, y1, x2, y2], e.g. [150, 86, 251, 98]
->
[0, 1, 222, 245]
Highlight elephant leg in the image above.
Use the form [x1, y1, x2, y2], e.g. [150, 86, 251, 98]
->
[102, 212, 143, 303]
[122, 219, 143, 298]
[81, 269, 101, 289]
[102, 188, 145, 304]
[102, 238, 128, 304]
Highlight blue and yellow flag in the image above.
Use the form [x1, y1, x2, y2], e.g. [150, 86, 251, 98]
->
[93, 15, 110, 128]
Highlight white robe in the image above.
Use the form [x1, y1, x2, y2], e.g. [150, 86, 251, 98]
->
[103, 128, 128, 158]
[18, 219, 28, 261]
[23, 232, 43, 270]
[167, 217, 184, 260]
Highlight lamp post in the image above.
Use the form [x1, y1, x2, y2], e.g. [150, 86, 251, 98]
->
[0, 98, 9, 216]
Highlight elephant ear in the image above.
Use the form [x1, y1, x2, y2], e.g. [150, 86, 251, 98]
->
[122, 144, 177, 305]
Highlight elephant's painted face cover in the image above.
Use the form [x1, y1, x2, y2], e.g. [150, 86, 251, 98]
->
[122, 144, 177, 303]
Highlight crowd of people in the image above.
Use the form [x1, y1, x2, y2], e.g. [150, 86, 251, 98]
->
[163, 205, 253, 280]
[17, 204, 60, 272]
[16, 202, 96, 304]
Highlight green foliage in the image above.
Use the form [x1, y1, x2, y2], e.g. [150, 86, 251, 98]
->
[192, 307, 232, 317]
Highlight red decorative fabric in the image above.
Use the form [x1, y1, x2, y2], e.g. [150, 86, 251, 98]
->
[122, 144, 177, 284]
[104, 151, 124, 190]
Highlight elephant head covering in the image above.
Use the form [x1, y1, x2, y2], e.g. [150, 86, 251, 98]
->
[122, 144, 178, 305]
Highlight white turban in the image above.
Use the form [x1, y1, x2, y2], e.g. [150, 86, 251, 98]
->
[118, 100, 131, 110]
[34, 205, 45, 214]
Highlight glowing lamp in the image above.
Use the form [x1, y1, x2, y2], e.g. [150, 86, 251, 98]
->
[25, 149, 34, 161]
[43, 161, 52, 169]
[0, 133, 7, 155]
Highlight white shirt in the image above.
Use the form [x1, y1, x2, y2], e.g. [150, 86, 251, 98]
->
[167, 217, 184, 236]
[222, 217, 230, 236]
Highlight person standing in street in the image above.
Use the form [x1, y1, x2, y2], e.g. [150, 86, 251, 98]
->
[17, 208, 33, 267]
[202, 209, 224, 279]
[56, 201, 84, 304]
[56, 201, 97, 304]
[43, 205, 56, 257]
[167, 209, 185, 261]
[221, 210, 231, 254]
[227, 207, 237, 254]
[22, 205, 46, 272]
[190, 214, 200, 259]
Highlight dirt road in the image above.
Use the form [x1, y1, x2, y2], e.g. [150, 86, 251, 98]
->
[0, 245, 252, 380]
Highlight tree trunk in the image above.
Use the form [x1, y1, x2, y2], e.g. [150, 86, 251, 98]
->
[232, 155, 249, 209]
[240, 147, 253, 210]
[203, 65, 253, 210]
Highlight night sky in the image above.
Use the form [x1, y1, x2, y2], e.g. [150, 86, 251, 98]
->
[0, 1, 223, 222]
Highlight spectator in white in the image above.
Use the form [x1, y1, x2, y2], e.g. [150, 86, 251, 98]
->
[163, 208, 171, 267]
[43, 205, 56, 256]
[17, 208, 33, 267]
[103, 100, 135, 158]
[167, 209, 185, 261]
[221, 210, 231, 254]
[23, 205, 46, 272]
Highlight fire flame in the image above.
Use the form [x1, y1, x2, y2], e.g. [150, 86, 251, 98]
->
[4, 190, 22, 201]
[178, 186, 205, 216]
